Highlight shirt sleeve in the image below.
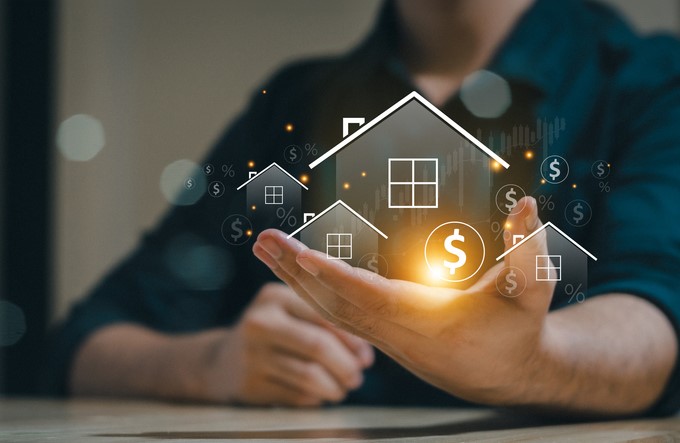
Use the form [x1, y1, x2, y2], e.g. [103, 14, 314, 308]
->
[45, 85, 279, 395]
[586, 36, 680, 416]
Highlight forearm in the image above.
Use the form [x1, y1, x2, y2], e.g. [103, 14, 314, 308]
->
[513, 293, 677, 416]
[69, 323, 231, 401]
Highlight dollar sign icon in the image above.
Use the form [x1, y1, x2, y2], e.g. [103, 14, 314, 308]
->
[284, 145, 302, 164]
[495, 266, 526, 298]
[541, 155, 569, 184]
[565, 200, 592, 227]
[505, 270, 518, 295]
[591, 160, 610, 179]
[203, 163, 214, 176]
[549, 159, 561, 181]
[425, 222, 485, 283]
[504, 188, 517, 213]
[443, 229, 467, 275]
[572, 203, 584, 224]
[208, 181, 224, 198]
[495, 184, 526, 215]
[221, 214, 252, 245]
[184, 178, 195, 190]
[230, 218, 243, 242]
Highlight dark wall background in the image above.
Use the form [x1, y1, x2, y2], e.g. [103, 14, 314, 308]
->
[0, 0, 54, 394]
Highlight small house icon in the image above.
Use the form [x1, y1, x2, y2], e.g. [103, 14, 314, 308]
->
[237, 162, 307, 232]
[496, 222, 596, 295]
[288, 200, 387, 265]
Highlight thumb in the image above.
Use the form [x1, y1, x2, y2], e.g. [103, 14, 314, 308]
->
[502, 197, 555, 306]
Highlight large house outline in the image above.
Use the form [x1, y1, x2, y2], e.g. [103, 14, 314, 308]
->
[309, 91, 510, 170]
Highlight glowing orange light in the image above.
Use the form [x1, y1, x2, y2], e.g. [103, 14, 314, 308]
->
[343, 182, 350, 190]
[300, 174, 309, 184]
[572, 183, 577, 189]
[361, 171, 367, 177]
[607, 163, 611, 167]
[251, 205, 256, 211]
[524, 150, 534, 159]
[540, 179, 546, 184]
[248, 160, 255, 168]
[284, 123, 294, 133]
[505, 222, 512, 229]
[246, 230, 253, 237]
[261, 89, 267, 94]
[491, 161, 502, 172]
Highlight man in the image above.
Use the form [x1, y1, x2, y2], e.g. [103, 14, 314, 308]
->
[52, 0, 680, 415]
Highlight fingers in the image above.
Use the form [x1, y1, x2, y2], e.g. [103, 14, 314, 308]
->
[241, 376, 322, 407]
[266, 353, 347, 403]
[248, 301, 365, 391]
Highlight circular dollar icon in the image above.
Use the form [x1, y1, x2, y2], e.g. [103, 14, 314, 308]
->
[540, 155, 569, 184]
[591, 160, 610, 179]
[564, 199, 592, 227]
[284, 145, 303, 164]
[208, 181, 225, 198]
[495, 266, 527, 298]
[203, 163, 214, 176]
[358, 253, 388, 278]
[495, 184, 526, 215]
[184, 178, 196, 190]
[221, 214, 252, 245]
[424, 221, 485, 283]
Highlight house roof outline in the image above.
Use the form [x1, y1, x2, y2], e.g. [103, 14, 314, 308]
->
[287, 200, 388, 240]
[495, 221, 597, 262]
[236, 162, 309, 191]
[308, 91, 510, 170]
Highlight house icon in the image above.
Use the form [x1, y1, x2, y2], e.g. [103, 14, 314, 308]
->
[237, 162, 308, 233]
[306, 91, 510, 283]
[288, 200, 387, 266]
[496, 222, 596, 297]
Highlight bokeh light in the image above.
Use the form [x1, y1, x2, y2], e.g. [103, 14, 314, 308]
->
[56, 114, 106, 161]
[284, 123, 294, 133]
[163, 233, 233, 290]
[160, 159, 206, 206]
[0, 301, 26, 347]
[460, 70, 511, 118]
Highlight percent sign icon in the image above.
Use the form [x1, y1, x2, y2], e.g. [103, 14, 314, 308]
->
[565, 283, 585, 303]
[276, 207, 297, 228]
[304, 143, 318, 157]
[598, 181, 611, 193]
[222, 164, 235, 178]
[538, 195, 555, 211]
[490, 221, 511, 242]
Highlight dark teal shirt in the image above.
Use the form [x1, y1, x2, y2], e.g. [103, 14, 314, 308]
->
[51, 0, 680, 415]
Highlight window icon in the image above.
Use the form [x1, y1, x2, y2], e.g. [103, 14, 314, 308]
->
[326, 233, 352, 260]
[388, 158, 438, 208]
[264, 186, 284, 205]
[536, 255, 561, 281]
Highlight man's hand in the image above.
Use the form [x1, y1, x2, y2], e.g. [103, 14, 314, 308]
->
[253, 198, 549, 405]
[203, 282, 374, 406]
[253, 197, 677, 415]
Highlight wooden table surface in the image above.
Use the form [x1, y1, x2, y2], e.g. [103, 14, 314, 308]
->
[1, 398, 680, 442]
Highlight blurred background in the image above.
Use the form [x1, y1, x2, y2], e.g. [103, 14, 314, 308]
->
[0, 0, 678, 395]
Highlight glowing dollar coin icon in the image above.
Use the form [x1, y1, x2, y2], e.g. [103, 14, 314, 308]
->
[424, 221, 485, 283]
[540, 155, 569, 184]
[565, 199, 592, 227]
[495, 266, 527, 298]
[495, 184, 526, 215]
[221, 214, 252, 246]
[184, 178, 195, 190]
